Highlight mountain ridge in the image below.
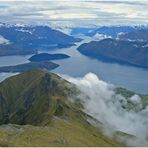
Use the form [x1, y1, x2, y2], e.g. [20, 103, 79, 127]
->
[77, 38, 148, 68]
[0, 69, 122, 147]
[0, 23, 81, 56]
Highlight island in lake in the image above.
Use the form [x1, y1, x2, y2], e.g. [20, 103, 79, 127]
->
[29, 53, 70, 62]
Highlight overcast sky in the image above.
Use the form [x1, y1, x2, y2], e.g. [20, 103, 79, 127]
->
[0, 0, 148, 27]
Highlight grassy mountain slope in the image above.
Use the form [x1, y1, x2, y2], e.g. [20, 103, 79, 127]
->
[0, 69, 78, 125]
[0, 69, 122, 147]
[0, 118, 121, 147]
[116, 87, 148, 110]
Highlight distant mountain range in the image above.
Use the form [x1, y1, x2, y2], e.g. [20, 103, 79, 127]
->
[0, 23, 81, 56]
[119, 29, 148, 42]
[77, 38, 148, 68]
[71, 26, 148, 38]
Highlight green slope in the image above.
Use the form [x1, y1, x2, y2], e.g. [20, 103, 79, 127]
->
[0, 69, 79, 125]
[0, 69, 122, 147]
[116, 87, 148, 110]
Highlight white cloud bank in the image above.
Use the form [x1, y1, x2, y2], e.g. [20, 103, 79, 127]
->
[93, 33, 112, 41]
[0, 72, 19, 82]
[0, 35, 10, 44]
[63, 73, 148, 146]
[0, 0, 148, 27]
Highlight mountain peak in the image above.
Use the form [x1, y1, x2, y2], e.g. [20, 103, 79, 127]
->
[0, 69, 122, 146]
[0, 69, 77, 125]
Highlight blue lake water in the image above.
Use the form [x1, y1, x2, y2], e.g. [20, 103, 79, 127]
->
[0, 38, 148, 94]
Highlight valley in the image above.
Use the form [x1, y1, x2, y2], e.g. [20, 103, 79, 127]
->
[0, 0, 148, 146]
[0, 69, 147, 146]
[0, 37, 148, 94]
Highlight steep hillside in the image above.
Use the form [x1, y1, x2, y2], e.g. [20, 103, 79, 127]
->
[0, 69, 78, 125]
[77, 38, 148, 68]
[0, 69, 122, 147]
[0, 24, 81, 56]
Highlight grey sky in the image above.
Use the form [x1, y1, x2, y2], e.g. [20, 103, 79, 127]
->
[0, 0, 148, 27]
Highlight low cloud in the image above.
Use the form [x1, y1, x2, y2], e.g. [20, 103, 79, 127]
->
[93, 33, 112, 41]
[0, 0, 148, 27]
[0, 72, 19, 82]
[63, 73, 148, 146]
[0, 35, 10, 44]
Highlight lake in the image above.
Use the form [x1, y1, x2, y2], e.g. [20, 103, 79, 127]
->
[0, 37, 148, 94]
